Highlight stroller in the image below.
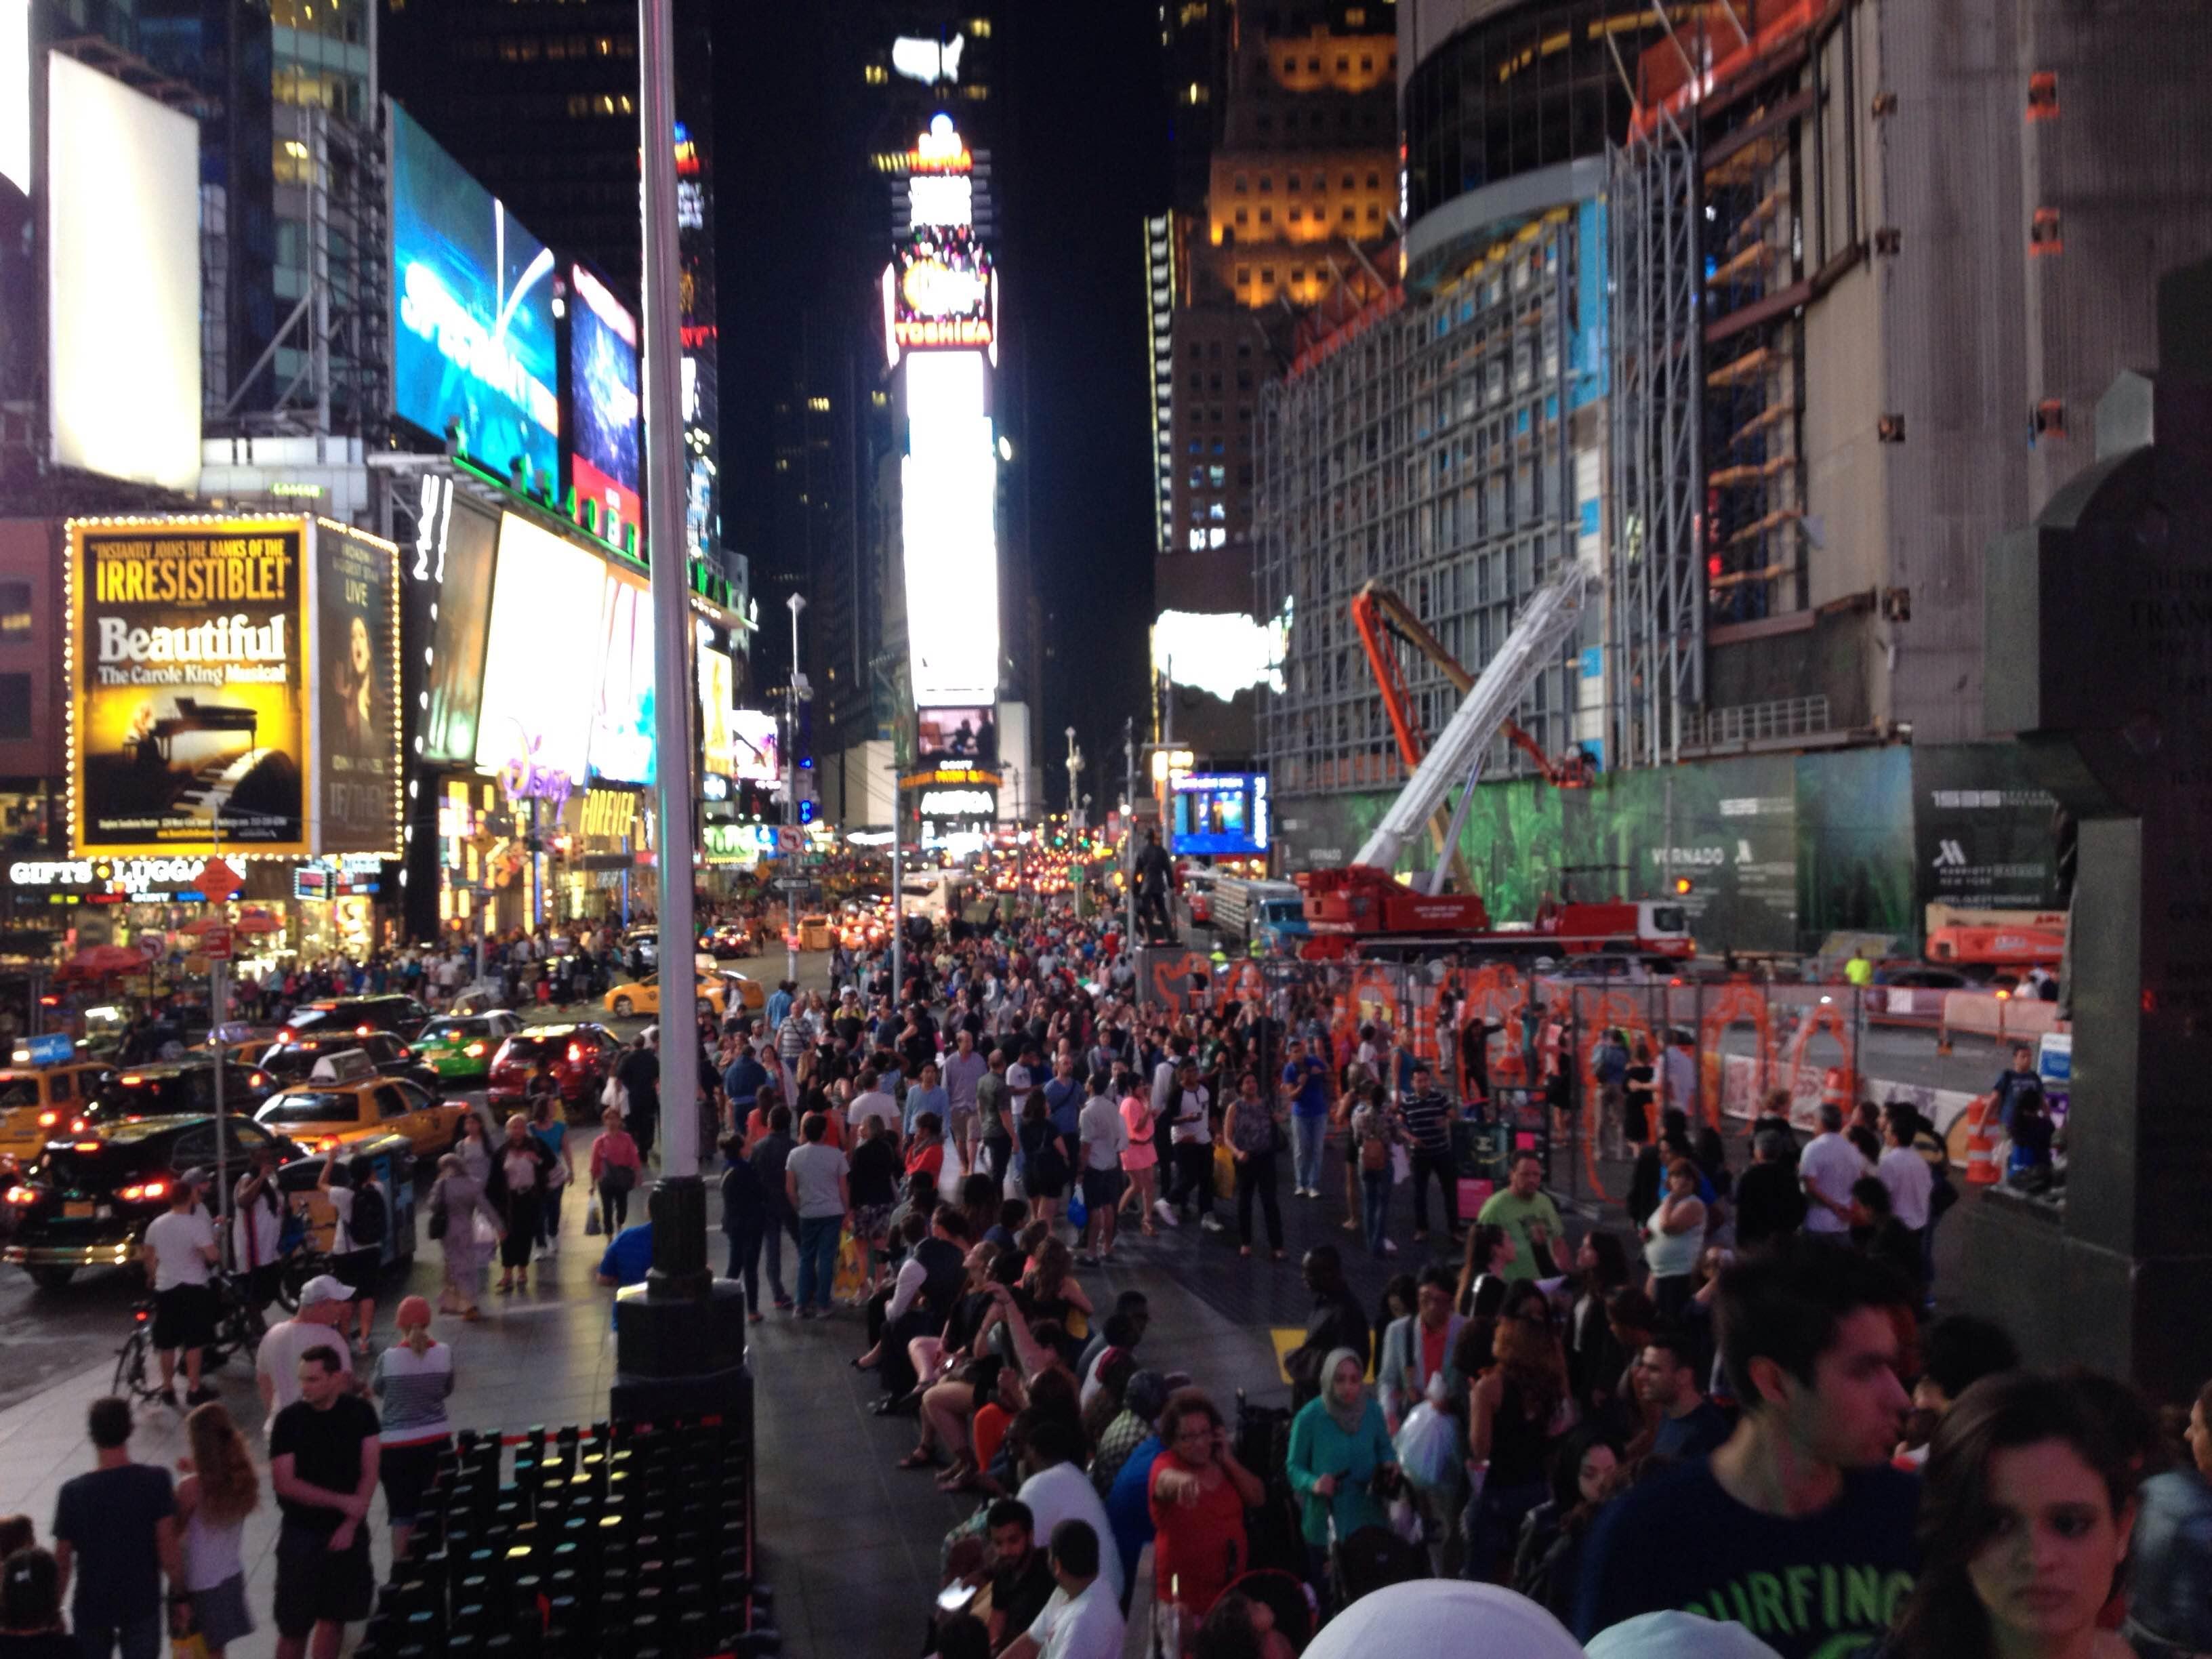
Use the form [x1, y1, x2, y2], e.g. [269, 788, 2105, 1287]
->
[1330, 1519, 1431, 1607]
[1233, 1390, 1307, 1579]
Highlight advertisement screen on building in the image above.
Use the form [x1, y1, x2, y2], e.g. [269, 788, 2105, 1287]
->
[588, 567, 655, 786]
[567, 264, 642, 533]
[390, 105, 560, 489]
[731, 710, 781, 785]
[892, 228, 994, 353]
[472, 513, 604, 787]
[902, 350, 1000, 706]
[69, 518, 309, 857]
[697, 633, 734, 777]
[917, 705, 996, 766]
[47, 54, 201, 493]
[312, 525, 401, 856]
[1171, 772, 1269, 857]
[419, 494, 500, 766]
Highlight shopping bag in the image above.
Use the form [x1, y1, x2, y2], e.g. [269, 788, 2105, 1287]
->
[585, 1205, 602, 1237]
[832, 1230, 867, 1300]
[1065, 1189, 1088, 1231]
[1213, 1141, 1237, 1201]
[172, 1631, 210, 1659]
[1393, 1400, 1460, 1492]
[1390, 1143, 1412, 1185]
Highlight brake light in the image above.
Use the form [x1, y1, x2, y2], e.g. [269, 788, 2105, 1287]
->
[68, 1118, 87, 1134]
[38, 995, 58, 1008]
[119, 1179, 169, 1202]
[3, 1187, 35, 1206]
[567, 1044, 583, 1064]
[279, 1029, 295, 1042]
[132, 1305, 151, 1325]
[36, 1111, 57, 1128]
[73, 1140, 102, 1153]
[356, 1025, 374, 1037]
[466, 1042, 487, 1059]
[120, 1074, 143, 1086]
[251, 1073, 268, 1088]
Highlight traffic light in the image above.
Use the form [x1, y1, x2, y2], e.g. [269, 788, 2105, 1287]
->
[798, 800, 816, 825]
[1672, 876, 1694, 895]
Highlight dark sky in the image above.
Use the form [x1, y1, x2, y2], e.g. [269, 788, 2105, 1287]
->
[712, 2, 1171, 815]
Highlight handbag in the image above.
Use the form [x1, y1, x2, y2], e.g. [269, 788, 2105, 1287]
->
[1390, 1143, 1412, 1185]
[603, 1162, 637, 1193]
[426, 1187, 448, 1242]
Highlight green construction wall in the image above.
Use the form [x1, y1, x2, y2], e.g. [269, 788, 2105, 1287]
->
[1274, 741, 2057, 955]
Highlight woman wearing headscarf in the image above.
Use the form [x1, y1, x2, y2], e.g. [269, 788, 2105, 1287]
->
[1285, 1347, 1401, 1581]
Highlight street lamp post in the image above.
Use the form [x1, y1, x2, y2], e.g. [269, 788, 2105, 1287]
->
[785, 592, 807, 987]
[1065, 726, 1083, 832]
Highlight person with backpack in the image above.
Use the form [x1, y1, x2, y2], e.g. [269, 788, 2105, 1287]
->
[316, 1157, 386, 1356]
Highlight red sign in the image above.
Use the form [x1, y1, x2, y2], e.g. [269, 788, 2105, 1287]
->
[199, 858, 244, 901]
[199, 924, 233, 961]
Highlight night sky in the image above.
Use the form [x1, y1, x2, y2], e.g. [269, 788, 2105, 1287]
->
[712, 3, 1172, 815]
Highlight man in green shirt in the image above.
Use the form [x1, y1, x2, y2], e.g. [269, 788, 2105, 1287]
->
[977, 1048, 1013, 1179]
[1475, 1151, 1562, 1282]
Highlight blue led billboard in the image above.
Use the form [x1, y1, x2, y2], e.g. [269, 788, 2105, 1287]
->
[1171, 772, 1270, 857]
[390, 105, 559, 488]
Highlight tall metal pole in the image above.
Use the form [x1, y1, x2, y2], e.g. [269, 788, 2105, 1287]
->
[785, 593, 806, 987]
[1123, 718, 1137, 945]
[639, 0, 698, 1181]
[890, 770, 903, 1014]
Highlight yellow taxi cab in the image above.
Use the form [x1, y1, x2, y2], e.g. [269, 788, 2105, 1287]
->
[602, 967, 762, 1021]
[0, 1054, 113, 1168]
[250, 1051, 466, 1161]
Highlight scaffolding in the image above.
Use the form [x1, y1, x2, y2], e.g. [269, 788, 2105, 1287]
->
[1607, 101, 1704, 769]
[1255, 213, 1588, 802]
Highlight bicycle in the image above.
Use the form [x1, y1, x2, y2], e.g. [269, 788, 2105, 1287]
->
[112, 1272, 271, 1406]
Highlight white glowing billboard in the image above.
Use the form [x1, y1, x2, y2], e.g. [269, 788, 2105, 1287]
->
[473, 513, 605, 786]
[1, 0, 28, 195]
[902, 350, 1000, 707]
[1150, 600, 1294, 702]
[46, 53, 202, 492]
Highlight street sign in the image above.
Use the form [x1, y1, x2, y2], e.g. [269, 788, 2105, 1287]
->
[199, 858, 244, 901]
[199, 923, 233, 961]
[773, 876, 808, 892]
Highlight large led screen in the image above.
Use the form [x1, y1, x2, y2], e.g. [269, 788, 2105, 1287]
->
[567, 264, 642, 533]
[70, 519, 308, 856]
[1171, 772, 1270, 857]
[47, 55, 201, 492]
[697, 632, 734, 778]
[917, 705, 996, 766]
[901, 350, 1000, 707]
[312, 525, 401, 856]
[589, 568, 655, 785]
[472, 514, 603, 786]
[391, 106, 559, 489]
[419, 495, 500, 766]
[731, 710, 781, 785]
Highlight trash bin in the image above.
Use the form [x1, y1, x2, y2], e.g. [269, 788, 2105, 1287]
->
[799, 914, 832, 951]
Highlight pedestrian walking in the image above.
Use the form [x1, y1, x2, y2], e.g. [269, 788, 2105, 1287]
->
[1399, 1061, 1460, 1243]
[254, 1277, 354, 1433]
[1221, 1069, 1285, 1261]
[617, 1031, 662, 1166]
[140, 1170, 220, 1406]
[268, 1345, 379, 1659]
[1116, 1075, 1160, 1237]
[1349, 1080, 1400, 1258]
[489, 1113, 554, 1294]
[314, 1158, 386, 1355]
[718, 1133, 769, 1321]
[589, 1105, 643, 1233]
[750, 1103, 800, 1313]
[371, 1296, 454, 1564]
[528, 1092, 575, 1258]
[427, 1154, 501, 1320]
[173, 1402, 258, 1659]
[784, 1110, 851, 1318]
[50, 1397, 179, 1659]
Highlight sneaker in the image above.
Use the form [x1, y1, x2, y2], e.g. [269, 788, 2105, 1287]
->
[156, 1387, 178, 1407]
[797, 1307, 817, 1320]
[543, 1237, 560, 1257]
[1200, 1214, 1227, 1234]
[1153, 1200, 1181, 1229]
[1381, 1238, 1399, 1256]
[184, 1386, 218, 1407]
[1076, 1253, 1101, 1268]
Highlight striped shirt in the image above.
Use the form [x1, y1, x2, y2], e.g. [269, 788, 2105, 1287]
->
[373, 1341, 455, 1445]
[1398, 1089, 1454, 1155]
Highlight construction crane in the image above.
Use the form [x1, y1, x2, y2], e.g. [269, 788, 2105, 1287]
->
[1300, 562, 1601, 943]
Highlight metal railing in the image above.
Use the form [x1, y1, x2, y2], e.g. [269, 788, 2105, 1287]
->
[1681, 694, 1830, 750]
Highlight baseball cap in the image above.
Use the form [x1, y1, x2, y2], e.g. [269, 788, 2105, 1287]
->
[298, 1274, 356, 1307]
[1585, 1614, 1786, 1659]
[178, 1166, 211, 1189]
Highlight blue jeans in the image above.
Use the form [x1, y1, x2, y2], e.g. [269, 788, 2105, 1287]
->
[1292, 1113, 1327, 1191]
[1361, 1168, 1391, 1254]
[796, 1214, 840, 1309]
[74, 1615, 162, 1659]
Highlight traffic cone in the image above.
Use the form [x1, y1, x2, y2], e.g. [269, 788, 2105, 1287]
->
[1963, 1093, 2000, 1185]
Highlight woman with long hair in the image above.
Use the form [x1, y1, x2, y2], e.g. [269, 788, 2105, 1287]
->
[1465, 1309, 1573, 1581]
[489, 1112, 552, 1293]
[527, 1089, 575, 1258]
[1566, 1230, 1635, 1421]
[1641, 1158, 1708, 1323]
[1510, 1423, 1624, 1621]
[589, 1103, 643, 1234]
[372, 1296, 455, 1565]
[1456, 1223, 1518, 1320]
[1017, 1089, 1069, 1237]
[1118, 1071, 1162, 1237]
[1891, 1371, 2139, 1659]
[175, 1401, 260, 1657]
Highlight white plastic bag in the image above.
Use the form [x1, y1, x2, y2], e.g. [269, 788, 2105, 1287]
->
[1390, 1143, 1411, 1185]
[1393, 1400, 1460, 1492]
[1387, 1492, 1425, 1547]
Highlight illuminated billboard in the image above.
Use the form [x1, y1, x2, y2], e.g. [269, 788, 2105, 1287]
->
[47, 54, 201, 492]
[473, 513, 605, 787]
[731, 710, 781, 785]
[391, 105, 560, 489]
[1171, 772, 1270, 857]
[697, 632, 734, 778]
[891, 229, 994, 354]
[917, 705, 996, 766]
[567, 264, 642, 534]
[68, 518, 309, 857]
[901, 350, 1000, 707]
[312, 523, 403, 856]
[589, 568, 655, 785]
[417, 491, 500, 766]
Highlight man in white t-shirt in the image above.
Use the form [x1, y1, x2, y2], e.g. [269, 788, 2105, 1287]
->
[846, 1069, 899, 1145]
[140, 1170, 219, 1406]
[1660, 1033, 1698, 1120]
[256, 1274, 355, 1429]
[1876, 1104, 1935, 1236]
[1011, 1418, 1124, 1603]
[1001, 1518, 1124, 1659]
[1798, 1103, 1867, 1236]
[1075, 1077, 1130, 1266]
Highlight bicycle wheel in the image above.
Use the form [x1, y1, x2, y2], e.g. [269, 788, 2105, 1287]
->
[112, 1331, 149, 1402]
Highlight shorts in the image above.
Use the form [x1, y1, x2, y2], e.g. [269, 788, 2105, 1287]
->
[331, 1246, 380, 1296]
[853, 1203, 895, 1242]
[274, 1521, 373, 1638]
[379, 1435, 451, 1525]
[188, 1572, 254, 1650]
[1080, 1168, 1123, 1212]
[948, 1105, 977, 1137]
[152, 1282, 216, 1351]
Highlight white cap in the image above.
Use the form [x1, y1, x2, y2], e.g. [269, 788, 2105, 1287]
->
[1586, 1614, 1786, 1659]
[297, 1274, 356, 1307]
[1303, 1583, 1583, 1659]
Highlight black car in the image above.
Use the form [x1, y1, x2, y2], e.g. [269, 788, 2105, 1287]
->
[255, 1033, 442, 1099]
[281, 994, 432, 1042]
[81, 1060, 276, 1127]
[1, 1113, 303, 1289]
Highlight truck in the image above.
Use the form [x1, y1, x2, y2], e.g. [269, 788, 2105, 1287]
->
[1210, 876, 1310, 955]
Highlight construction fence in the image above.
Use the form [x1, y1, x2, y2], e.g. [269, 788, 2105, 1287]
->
[1133, 947, 2062, 1206]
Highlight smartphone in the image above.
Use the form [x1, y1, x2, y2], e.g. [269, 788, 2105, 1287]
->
[937, 1582, 979, 1616]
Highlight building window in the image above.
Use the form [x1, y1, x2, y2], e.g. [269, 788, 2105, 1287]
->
[1235, 207, 1248, 224]
[1291, 267, 1305, 283]
[1286, 171, 1300, 191]
[1366, 171, 1380, 188]
[1233, 173, 1248, 192]
[1259, 207, 1273, 224]
[1287, 207, 1300, 224]
[1208, 466, 1226, 486]
[0, 583, 27, 639]
[1337, 56, 1349, 71]
[1307, 56, 1320, 70]
[0, 674, 28, 739]
[1209, 501, 1226, 520]
[1258, 173, 1272, 192]
[1208, 527, 1227, 548]
[1236, 266, 1251, 285]
[1367, 205, 1380, 221]
[1341, 205, 1356, 223]
[1261, 267, 1275, 284]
